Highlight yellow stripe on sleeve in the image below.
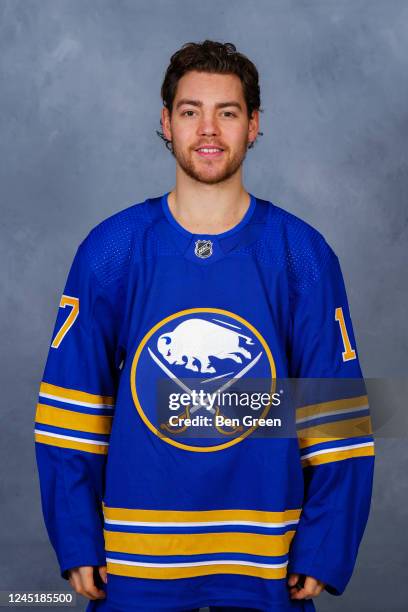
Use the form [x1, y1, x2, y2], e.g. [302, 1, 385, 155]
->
[34, 431, 109, 455]
[301, 443, 375, 467]
[297, 415, 373, 448]
[39, 382, 115, 406]
[296, 395, 368, 421]
[35, 403, 112, 434]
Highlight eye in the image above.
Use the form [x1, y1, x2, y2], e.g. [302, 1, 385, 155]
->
[222, 111, 237, 117]
[182, 110, 196, 117]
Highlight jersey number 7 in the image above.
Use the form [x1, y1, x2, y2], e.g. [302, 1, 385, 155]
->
[51, 295, 79, 349]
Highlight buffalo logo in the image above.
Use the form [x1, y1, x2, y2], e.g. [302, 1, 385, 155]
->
[157, 318, 255, 374]
[194, 239, 212, 258]
[130, 308, 276, 452]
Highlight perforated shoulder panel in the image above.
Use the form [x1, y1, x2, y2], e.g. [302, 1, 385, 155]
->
[236, 199, 335, 298]
[81, 199, 154, 290]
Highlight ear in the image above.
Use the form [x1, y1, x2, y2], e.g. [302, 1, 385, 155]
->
[248, 109, 259, 145]
[161, 107, 172, 142]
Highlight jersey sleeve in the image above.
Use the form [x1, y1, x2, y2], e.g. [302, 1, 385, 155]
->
[34, 238, 122, 580]
[287, 248, 375, 596]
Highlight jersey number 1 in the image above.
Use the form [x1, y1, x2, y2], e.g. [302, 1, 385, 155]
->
[335, 306, 356, 361]
[51, 295, 79, 348]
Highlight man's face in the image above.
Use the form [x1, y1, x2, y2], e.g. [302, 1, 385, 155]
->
[162, 70, 259, 185]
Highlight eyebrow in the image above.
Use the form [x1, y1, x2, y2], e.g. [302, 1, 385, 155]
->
[175, 98, 243, 111]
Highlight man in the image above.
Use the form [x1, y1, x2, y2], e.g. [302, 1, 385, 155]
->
[34, 40, 375, 611]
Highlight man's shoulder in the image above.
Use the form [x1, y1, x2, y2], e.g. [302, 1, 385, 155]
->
[259, 197, 338, 293]
[78, 196, 159, 289]
[263, 198, 329, 247]
[85, 197, 156, 244]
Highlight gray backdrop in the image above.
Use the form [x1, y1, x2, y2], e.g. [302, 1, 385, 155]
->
[1, 0, 407, 610]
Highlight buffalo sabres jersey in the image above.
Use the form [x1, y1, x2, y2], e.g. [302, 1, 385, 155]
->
[34, 192, 375, 612]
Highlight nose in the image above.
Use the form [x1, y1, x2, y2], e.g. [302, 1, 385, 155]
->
[197, 112, 219, 137]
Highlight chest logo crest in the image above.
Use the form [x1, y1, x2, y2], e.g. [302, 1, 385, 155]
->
[130, 308, 278, 452]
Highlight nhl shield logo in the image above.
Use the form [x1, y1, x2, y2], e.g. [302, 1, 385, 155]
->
[195, 239, 213, 259]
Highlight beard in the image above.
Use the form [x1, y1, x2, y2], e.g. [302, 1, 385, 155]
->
[171, 139, 249, 185]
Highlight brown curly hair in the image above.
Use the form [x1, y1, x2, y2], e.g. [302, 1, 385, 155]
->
[157, 40, 264, 152]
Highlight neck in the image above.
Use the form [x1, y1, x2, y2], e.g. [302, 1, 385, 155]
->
[168, 173, 250, 235]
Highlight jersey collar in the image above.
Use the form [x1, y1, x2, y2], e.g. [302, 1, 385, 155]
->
[150, 192, 267, 265]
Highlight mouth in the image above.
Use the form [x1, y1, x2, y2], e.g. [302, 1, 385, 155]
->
[195, 146, 224, 159]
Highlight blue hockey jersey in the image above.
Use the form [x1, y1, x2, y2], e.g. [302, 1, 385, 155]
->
[34, 192, 375, 611]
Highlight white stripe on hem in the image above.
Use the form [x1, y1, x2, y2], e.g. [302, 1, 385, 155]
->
[106, 557, 288, 569]
[104, 518, 299, 528]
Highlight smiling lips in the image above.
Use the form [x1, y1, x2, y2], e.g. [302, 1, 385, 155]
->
[195, 146, 224, 158]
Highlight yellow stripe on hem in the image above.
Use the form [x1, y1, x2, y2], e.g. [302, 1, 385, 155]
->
[106, 560, 288, 580]
[34, 432, 109, 455]
[39, 382, 115, 406]
[35, 403, 112, 434]
[103, 530, 296, 558]
[102, 506, 302, 523]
